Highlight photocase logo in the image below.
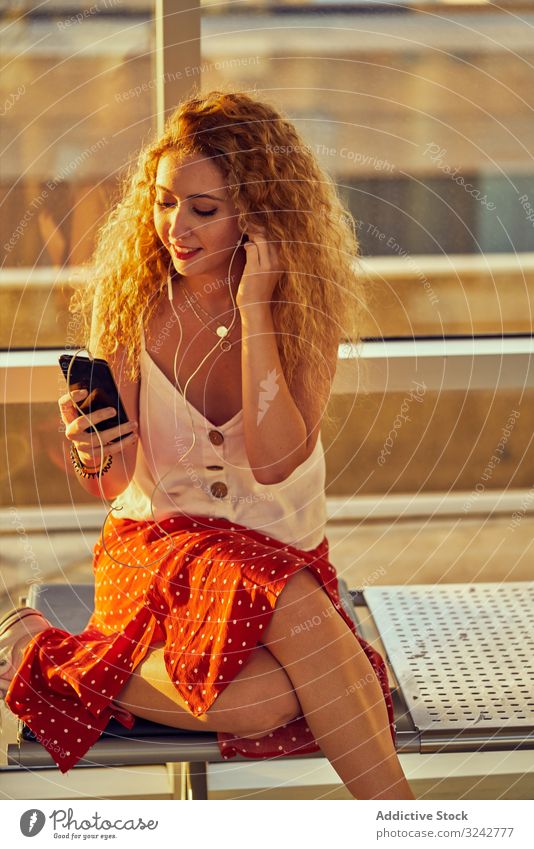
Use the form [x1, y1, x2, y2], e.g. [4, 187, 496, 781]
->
[257, 367, 280, 425]
[20, 809, 46, 836]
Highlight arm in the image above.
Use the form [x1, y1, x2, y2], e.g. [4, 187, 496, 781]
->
[237, 226, 338, 485]
[240, 302, 338, 485]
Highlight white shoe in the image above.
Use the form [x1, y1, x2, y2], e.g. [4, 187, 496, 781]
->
[0, 606, 51, 700]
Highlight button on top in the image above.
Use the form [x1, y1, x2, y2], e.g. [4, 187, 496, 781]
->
[210, 481, 228, 499]
[208, 430, 224, 446]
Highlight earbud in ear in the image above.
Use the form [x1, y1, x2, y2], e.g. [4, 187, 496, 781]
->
[167, 259, 174, 302]
[239, 232, 249, 245]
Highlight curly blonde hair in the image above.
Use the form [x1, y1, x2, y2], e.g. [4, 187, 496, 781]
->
[69, 85, 367, 426]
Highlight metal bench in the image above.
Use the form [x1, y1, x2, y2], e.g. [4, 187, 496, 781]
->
[6, 580, 534, 799]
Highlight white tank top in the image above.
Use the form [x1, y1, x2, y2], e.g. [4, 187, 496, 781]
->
[110, 323, 327, 551]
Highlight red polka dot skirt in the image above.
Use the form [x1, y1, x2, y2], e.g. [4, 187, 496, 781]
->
[6, 513, 395, 773]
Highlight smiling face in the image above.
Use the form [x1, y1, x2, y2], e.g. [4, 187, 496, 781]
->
[153, 150, 246, 290]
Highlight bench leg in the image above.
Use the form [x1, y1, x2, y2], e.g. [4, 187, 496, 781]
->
[187, 761, 208, 800]
[166, 761, 208, 800]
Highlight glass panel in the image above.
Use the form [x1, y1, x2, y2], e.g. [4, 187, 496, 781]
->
[3, 2, 532, 515]
[3, 257, 532, 349]
[1, 3, 155, 271]
[199, 3, 534, 337]
[200, 3, 534, 257]
[1, 2, 156, 509]
[323, 389, 534, 497]
[357, 256, 534, 338]
[2, 389, 533, 509]
[2, 402, 96, 508]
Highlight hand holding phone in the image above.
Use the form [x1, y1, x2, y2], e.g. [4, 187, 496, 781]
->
[58, 354, 138, 467]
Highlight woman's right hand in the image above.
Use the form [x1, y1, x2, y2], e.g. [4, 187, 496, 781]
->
[58, 388, 139, 468]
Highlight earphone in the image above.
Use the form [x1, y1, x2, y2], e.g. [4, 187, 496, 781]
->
[66, 232, 248, 570]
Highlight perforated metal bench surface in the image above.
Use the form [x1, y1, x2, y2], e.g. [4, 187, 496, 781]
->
[364, 583, 534, 753]
[6, 581, 534, 771]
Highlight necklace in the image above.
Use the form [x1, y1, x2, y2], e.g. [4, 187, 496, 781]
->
[182, 285, 236, 353]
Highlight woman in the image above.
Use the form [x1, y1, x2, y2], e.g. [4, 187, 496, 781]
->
[0, 89, 414, 800]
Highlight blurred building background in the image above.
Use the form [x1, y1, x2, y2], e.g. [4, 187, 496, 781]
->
[1, 0, 533, 800]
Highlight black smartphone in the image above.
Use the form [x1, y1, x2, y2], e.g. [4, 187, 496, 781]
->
[58, 353, 129, 443]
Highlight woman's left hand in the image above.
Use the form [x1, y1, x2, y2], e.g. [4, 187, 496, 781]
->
[236, 226, 283, 310]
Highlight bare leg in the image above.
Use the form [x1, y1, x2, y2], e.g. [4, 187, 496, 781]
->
[113, 642, 301, 740]
[259, 568, 415, 800]
[10, 626, 300, 741]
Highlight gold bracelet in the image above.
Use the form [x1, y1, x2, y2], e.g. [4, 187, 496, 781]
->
[69, 443, 113, 478]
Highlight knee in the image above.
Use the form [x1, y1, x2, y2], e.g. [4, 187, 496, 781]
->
[263, 567, 334, 643]
[202, 644, 302, 739]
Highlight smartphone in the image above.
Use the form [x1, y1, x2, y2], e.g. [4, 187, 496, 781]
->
[58, 353, 130, 443]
